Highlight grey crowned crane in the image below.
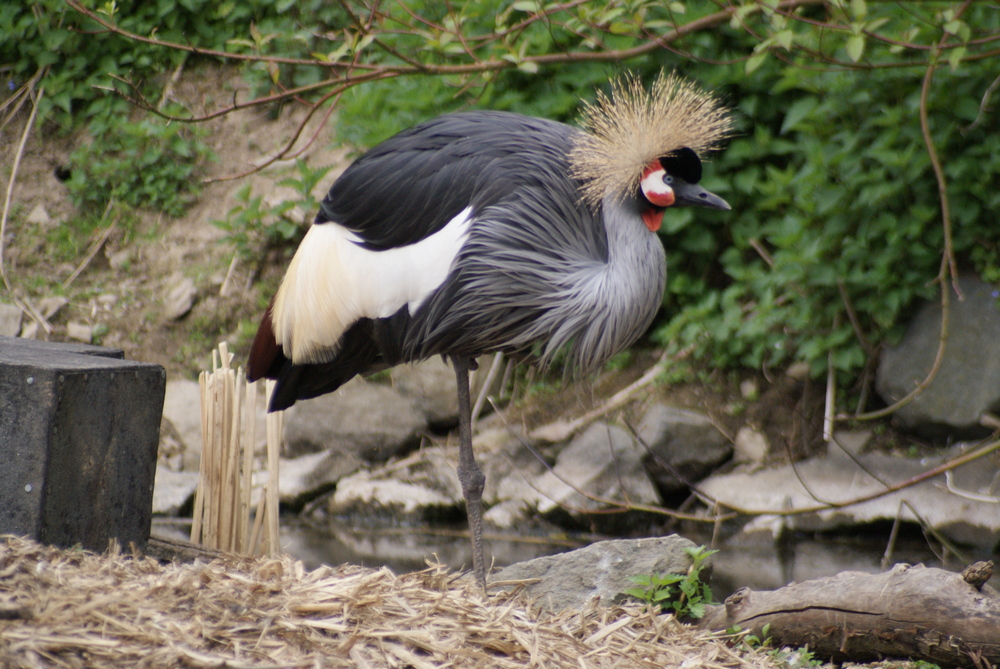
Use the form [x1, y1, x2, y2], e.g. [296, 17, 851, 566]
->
[247, 73, 732, 587]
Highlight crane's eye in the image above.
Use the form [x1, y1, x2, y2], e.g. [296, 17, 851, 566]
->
[662, 175, 674, 185]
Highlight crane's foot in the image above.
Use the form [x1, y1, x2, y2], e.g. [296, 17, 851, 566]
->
[458, 453, 487, 590]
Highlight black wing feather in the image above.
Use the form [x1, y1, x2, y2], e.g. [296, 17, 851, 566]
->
[317, 111, 579, 249]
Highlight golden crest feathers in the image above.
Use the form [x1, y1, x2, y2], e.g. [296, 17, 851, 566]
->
[569, 72, 732, 207]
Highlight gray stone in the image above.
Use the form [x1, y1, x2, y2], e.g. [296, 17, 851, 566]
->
[533, 422, 661, 517]
[152, 466, 200, 515]
[733, 426, 768, 464]
[0, 302, 21, 337]
[479, 426, 548, 528]
[491, 535, 701, 613]
[826, 430, 871, 461]
[877, 275, 1000, 438]
[160, 379, 205, 471]
[163, 274, 197, 321]
[479, 427, 543, 503]
[19, 321, 38, 339]
[37, 296, 69, 319]
[698, 444, 1000, 550]
[327, 447, 462, 520]
[389, 357, 458, 427]
[283, 377, 426, 462]
[0, 336, 165, 551]
[636, 405, 732, 491]
[66, 321, 93, 343]
[95, 294, 117, 308]
[274, 449, 363, 507]
[108, 248, 132, 271]
[26, 203, 51, 226]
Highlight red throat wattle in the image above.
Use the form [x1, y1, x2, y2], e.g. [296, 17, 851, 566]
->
[642, 208, 665, 232]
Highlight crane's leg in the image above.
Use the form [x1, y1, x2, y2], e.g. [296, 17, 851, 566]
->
[453, 356, 487, 589]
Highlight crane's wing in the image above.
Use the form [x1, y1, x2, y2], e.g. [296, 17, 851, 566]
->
[318, 111, 579, 249]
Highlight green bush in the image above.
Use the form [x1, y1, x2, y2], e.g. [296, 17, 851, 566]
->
[0, 0, 349, 130]
[66, 114, 214, 216]
[652, 26, 1000, 394]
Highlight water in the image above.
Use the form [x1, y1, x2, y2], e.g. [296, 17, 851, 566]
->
[274, 518, 1000, 598]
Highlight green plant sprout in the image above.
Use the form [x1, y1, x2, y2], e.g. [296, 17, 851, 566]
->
[213, 159, 332, 259]
[624, 545, 716, 621]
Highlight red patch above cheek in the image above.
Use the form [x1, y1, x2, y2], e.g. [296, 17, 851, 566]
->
[642, 208, 664, 232]
[645, 189, 675, 207]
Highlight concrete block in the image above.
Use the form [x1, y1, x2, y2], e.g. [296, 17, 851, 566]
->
[0, 336, 166, 551]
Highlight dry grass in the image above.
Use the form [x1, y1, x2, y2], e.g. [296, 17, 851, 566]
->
[0, 536, 781, 669]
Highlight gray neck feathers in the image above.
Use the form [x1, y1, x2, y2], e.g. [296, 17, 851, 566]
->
[408, 192, 666, 373]
[539, 198, 666, 372]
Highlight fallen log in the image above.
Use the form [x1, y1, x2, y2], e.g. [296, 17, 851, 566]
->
[699, 561, 999, 668]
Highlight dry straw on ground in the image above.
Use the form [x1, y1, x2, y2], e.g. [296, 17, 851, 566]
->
[0, 536, 778, 669]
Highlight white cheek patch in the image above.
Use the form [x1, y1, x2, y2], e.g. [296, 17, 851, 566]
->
[271, 207, 474, 364]
[640, 168, 675, 207]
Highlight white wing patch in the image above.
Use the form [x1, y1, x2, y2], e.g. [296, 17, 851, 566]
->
[271, 207, 474, 364]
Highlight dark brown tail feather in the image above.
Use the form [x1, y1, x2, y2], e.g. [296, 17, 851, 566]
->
[246, 315, 383, 411]
[247, 299, 284, 382]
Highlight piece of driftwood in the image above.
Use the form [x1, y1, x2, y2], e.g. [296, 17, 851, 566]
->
[699, 562, 999, 668]
[145, 533, 226, 563]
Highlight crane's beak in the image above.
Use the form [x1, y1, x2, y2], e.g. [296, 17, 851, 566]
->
[672, 179, 730, 211]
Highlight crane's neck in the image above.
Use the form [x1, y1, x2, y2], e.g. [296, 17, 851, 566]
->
[600, 196, 668, 335]
[549, 197, 666, 373]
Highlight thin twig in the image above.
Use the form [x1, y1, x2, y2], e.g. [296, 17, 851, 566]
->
[847, 3, 972, 421]
[700, 438, 1000, 517]
[1, 82, 45, 295]
[156, 54, 188, 111]
[64, 0, 825, 126]
[963, 71, 1000, 132]
[529, 345, 695, 443]
[62, 209, 120, 290]
[488, 397, 726, 523]
[880, 500, 903, 570]
[471, 352, 503, 428]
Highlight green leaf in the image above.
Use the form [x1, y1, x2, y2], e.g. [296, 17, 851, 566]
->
[730, 4, 757, 29]
[948, 45, 966, 72]
[865, 17, 889, 32]
[746, 51, 767, 74]
[846, 34, 865, 62]
[780, 97, 818, 135]
[517, 61, 539, 74]
[774, 29, 794, 51]
[850, 0, 866, 19]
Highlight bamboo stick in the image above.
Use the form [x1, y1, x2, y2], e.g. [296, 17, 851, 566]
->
[238, 380, 256, 553]
[265, 378, 281, 555]
[192, 343, 282, 555]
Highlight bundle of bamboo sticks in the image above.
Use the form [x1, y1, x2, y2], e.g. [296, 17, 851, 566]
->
[190, 343, 282, 556]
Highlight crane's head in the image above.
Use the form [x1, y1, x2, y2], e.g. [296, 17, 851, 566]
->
[637, 147, 731, 232]
[569, 72, 732, 231]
